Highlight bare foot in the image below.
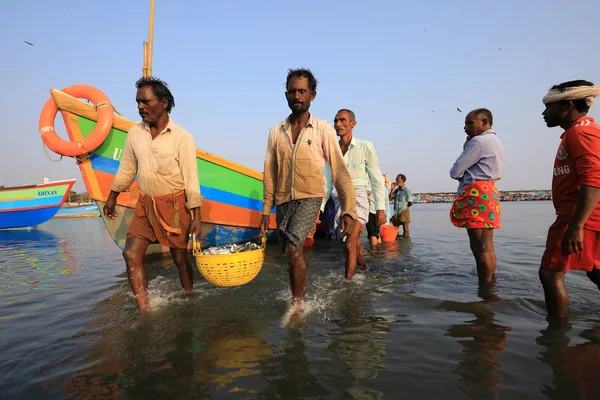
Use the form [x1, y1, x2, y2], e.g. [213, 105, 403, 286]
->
[292, 299, 304, 314]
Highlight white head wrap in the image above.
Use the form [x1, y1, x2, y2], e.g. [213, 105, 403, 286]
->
[542, 85, 600, 106]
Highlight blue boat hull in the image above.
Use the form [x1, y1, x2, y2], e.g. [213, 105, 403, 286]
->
[0, 206, 61, 229]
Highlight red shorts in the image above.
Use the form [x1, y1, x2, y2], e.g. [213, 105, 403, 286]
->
[541, 219, 600, 272]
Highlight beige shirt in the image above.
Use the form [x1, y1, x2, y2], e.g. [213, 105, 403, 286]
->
[262, 114, 356, 219]
[110, 118, 202, 210]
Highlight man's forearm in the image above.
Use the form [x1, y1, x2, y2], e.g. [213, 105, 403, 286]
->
[569, 185, 600, 228]
[191, 206, 201, 221]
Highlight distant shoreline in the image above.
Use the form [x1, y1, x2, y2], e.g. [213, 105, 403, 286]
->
[412, 190, 552, 204]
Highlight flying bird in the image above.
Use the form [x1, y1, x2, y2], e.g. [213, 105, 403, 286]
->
[431, 110, 435, 113]
[456, 107, 462, 112]
[545, 61, 552, 66]
[498, 47, 501, 50]
[24, 41, 34, 46]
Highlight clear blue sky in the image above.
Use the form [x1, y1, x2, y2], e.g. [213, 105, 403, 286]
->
[2, 0, 599, 193]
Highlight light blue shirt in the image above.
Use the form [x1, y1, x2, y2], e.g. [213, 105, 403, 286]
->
[392, 186, 413, 214]
[450, 129, 504, 194]
[322, 136, 386, 211]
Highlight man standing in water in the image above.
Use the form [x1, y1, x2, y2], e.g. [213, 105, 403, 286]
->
[104, 77, 202, 314]
[389, 174, 413, 238]
[450, 108, 504, 282]
[260, 69, 357, 305]
[538, 80, 600, 318]
[323, 109, 387, 271]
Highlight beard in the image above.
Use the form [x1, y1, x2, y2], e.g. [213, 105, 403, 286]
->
[544, 118, 560, 128]
[140, 113, 156, 126]
[288, 101, 310, 114]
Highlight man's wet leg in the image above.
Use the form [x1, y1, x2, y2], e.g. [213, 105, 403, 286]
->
[468, 228, 496, 282]
[345, 220, 363, 279]
[123, 237, 151, 313]
[539, 267, 569, 317]
[170, 247, 194, 292]
[286, 242, 306, 303]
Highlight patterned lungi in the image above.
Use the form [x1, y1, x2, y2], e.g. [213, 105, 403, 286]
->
[450, 181, 501, 229]
[276, 197, 323, 252]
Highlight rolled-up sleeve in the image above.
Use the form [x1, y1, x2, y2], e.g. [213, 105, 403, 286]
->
[180, 133, 202, 210]
[262, 129, 277, 215]
[110, 131, 138, 193]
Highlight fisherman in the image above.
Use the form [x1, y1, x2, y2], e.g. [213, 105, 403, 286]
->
[323, 109, 387, 274]
[538, 80, 600, 318]
[104, 77, 202, 314]
[366, 173, 394, 246]
[389, 174, 414, 238]
[260, 69, 357, 305]
[450, 108, 504, 282]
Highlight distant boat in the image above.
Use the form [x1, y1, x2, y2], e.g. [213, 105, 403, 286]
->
[37, 85, 276, 254]
[54, 203, 100, 219]
[0, 178, 76, 229]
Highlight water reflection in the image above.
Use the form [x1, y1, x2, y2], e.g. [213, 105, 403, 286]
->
[44, 283, 283, 398]
[0, 228, 80, 300]
[259, 328, 329, 399]
[327, 291, 387, 399]
[440, 282, 511, 397]
[536, 321, 600, 399]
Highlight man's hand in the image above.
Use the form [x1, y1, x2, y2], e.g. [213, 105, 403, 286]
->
[190, 207, 202, 239]
[103, 191, 119, 220]
[375, 210, 386, 227]
[339, 214, 355, 237]
[260, 215, 270, 234]
[561, 224, 584, 255]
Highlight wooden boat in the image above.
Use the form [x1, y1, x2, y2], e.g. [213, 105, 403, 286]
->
[41, 89, 276, 253]
[54, 203, 100, 219]
[0, 178, 76, 229]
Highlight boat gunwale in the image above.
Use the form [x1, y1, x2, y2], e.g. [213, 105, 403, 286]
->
[0, 179, 77, 192]
[50, 89, 266, 182]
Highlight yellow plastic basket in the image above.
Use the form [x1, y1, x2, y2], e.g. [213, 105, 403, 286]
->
[192, 235, 266, 287]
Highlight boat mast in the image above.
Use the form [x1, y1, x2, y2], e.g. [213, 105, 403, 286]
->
[143, 0, 155, 77]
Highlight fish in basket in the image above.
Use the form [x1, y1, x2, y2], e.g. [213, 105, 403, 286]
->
[192, 234, 266, 287]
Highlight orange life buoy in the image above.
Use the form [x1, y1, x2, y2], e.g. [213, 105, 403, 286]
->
[39, 84, 114, 156]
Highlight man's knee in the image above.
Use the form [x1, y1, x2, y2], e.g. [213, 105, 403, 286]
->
[285, 242, 302, 260]
[171, 249, 189, 267]
[469, 233, 492, 253]
[539, 266, 561, 288]
[344, 235, 358, 252]
[123, 247, 143, 265]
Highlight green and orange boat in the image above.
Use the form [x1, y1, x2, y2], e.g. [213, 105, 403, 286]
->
[37, 86, 276, 255]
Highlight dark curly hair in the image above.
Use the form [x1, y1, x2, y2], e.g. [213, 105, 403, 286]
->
[285, 68, 318, 92]
[135, 77, 175, 113]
